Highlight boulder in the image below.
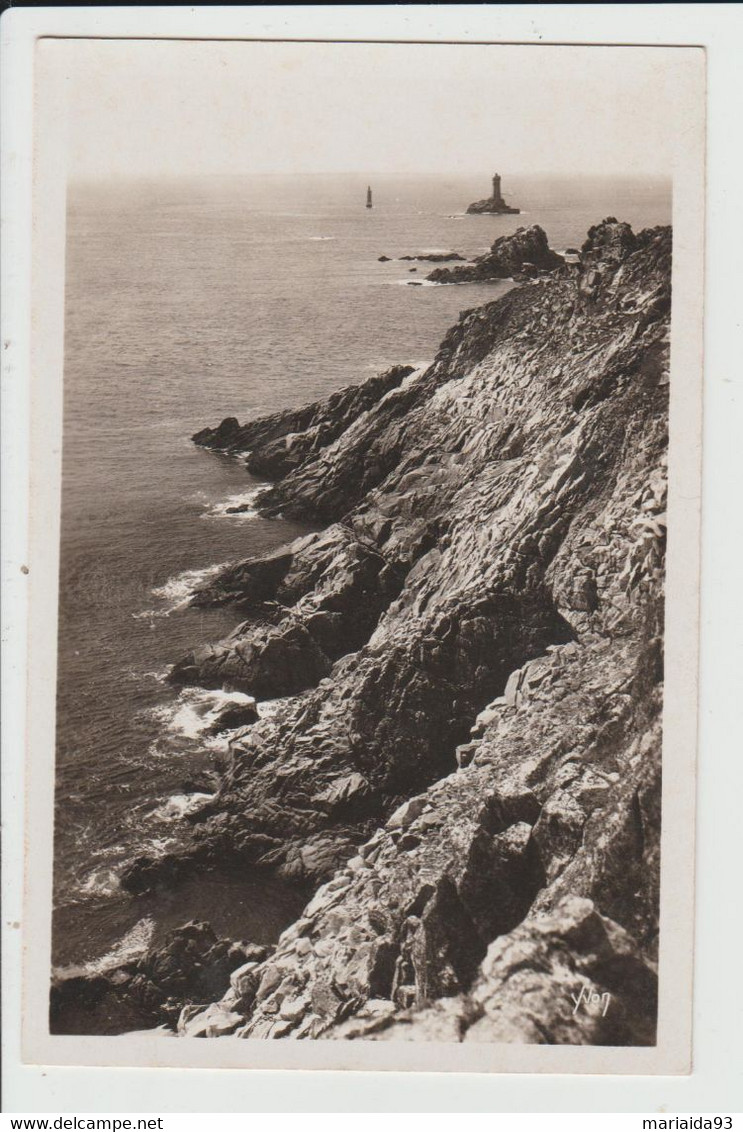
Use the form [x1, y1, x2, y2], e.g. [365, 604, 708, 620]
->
[178, 1001, 243, 1038]
[192, 416, 240, 448]
[207, 699, 259, 735]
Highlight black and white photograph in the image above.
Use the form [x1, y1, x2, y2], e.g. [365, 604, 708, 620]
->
[13, 27, 706, 1078]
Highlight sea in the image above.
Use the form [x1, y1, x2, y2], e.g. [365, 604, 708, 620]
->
[54, 173, 672, 999]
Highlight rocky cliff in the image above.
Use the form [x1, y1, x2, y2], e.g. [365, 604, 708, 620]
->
[115, 219, 670, 1044]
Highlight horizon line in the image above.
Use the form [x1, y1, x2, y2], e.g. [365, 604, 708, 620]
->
[67, 169, 674, 184]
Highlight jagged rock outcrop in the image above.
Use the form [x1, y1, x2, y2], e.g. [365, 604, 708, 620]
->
[126, 219, 669, 1045]
[378, 253, 466, 264]
[428, 224, 563, 285]
[329, 897, 658, 1044]
[399, 253, 466, 263]
[50, 921, 271, 1035]
[193, 364, 414, 480]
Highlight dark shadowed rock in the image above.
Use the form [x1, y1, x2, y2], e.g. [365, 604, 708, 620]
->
[207, 700, 260, 735]
[399, 253, 466, 263]
[192, 416, 241, 449]
[333, 897, 657, 1045]
[50, 920, 273, 1035]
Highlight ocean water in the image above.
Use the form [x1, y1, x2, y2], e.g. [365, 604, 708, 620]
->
[54, 173, 671, 985]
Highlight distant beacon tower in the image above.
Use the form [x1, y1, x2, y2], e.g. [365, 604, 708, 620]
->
[466, 171, 520, 215]
[366, 186, 373, 209]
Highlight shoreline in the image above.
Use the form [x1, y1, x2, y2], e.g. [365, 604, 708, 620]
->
[53, 218, 671, 1044]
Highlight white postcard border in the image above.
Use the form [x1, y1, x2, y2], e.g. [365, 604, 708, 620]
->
[2, 3, 737, 1114]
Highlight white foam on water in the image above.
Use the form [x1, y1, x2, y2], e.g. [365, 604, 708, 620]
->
[125, 666, 170, 687]
[144, 688, 258, 755]
[78, 866, 121, 900]
[91, 842, 127, 859]
[307, 235, 336, 241]
[168, 693, 218, 741]
[153, 692, 291, 748]
[133, 561, 232, 619]
[139, 835, 179, 857]
[165, 687, 258, 741]
[53, 916, 156, 980]
[426, 278, 507, 288]
[204, 487, 267, 520]
[152, 791, 214, 822]
[395, 279, 439, 288]
[116, 1025, 175, 1037]
[140, 667, 170, 683]
[145, 739, 170, 761]
[146, 703, 174, 727]
[152, 562, 230, 605]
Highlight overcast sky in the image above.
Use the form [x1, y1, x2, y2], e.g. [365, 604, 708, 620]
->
[48, 39, 688, 180]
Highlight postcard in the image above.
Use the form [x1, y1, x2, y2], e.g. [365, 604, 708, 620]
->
[16, 31, 704, 1075]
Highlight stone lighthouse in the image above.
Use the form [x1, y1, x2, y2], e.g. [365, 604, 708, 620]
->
[491, 173, 506, 208]
[466, 172, 520, 215]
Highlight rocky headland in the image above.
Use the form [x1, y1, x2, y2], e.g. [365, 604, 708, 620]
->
[426, 224, 563, 285]
[65, 219, 671, 1044]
